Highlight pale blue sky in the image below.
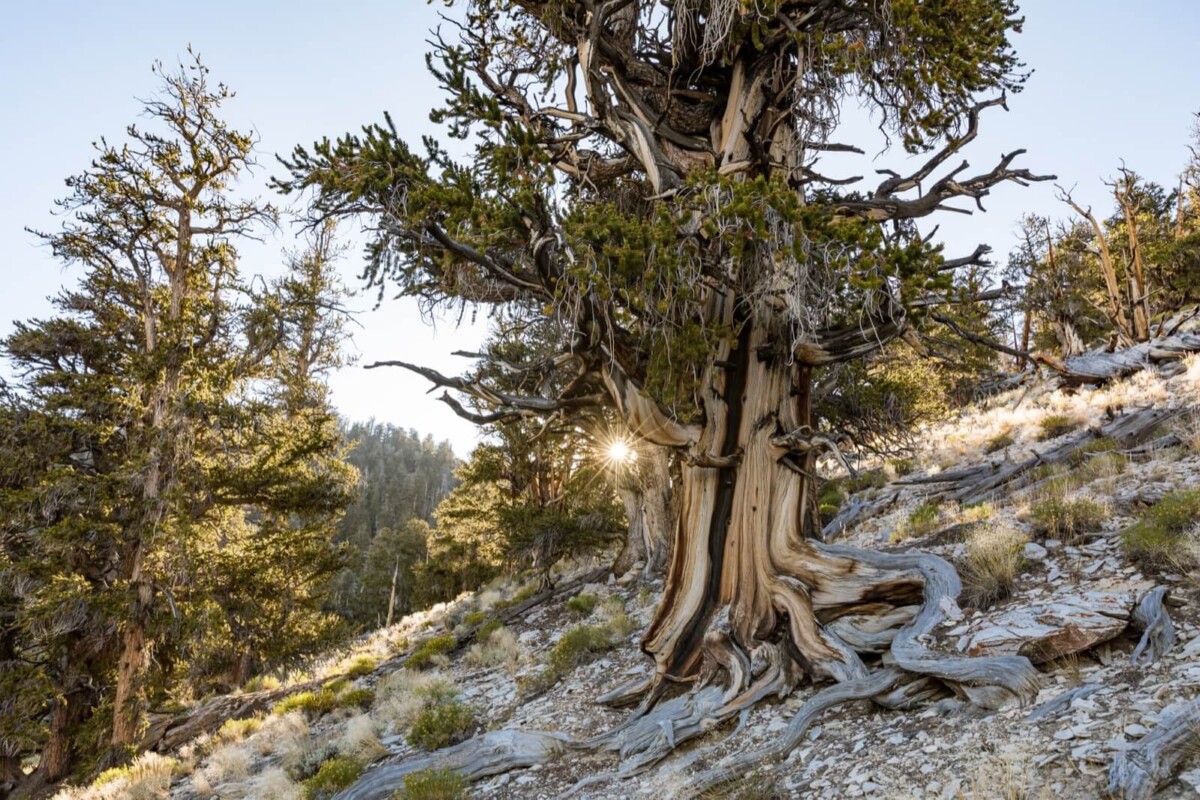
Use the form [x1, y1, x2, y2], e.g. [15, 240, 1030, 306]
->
[2, 2, 1197, 457]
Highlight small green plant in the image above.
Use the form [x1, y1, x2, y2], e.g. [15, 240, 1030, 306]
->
[406, 634, 457, 670]
[399, 767, 470, 799]
[340, 688, 376, 709]
[548, 625, 616, 674]
[272, 689, 338, 718]
[1121, 488, 1200, 567]
[323, 677, 351, 694]
[1029, 496, 1105, 541]
[894, 501, 940, 540]
[565, 592, 600, 617]
[984, 431, 1014, 454]
[1038, 414, 1077, 440]
[345, 655, 378, 678]
[303, 756, 363, 799]
[242, 674, 281, 693]
[461, 610, 488, 627]
[408, 701, 477, 751]
[474, 617, 502, 642]
[890, 457, 915, 477]
[961, 525, 1027, 609]
[818, 479, 845, 519]
[958, 502, 994, 524]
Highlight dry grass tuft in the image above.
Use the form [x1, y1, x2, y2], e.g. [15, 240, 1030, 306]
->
[464, 626, 522, 671]
[961, 524, 1028, 610]
[55, 753, 178, 800]
[337, 713, 387, 763]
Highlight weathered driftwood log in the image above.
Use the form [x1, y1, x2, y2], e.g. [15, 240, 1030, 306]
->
[1129, 587, 1176, 665]
[1041, 330, 1200, 387]
[958, 591, 1134, 664]
[1107, 697, 1200, 800]
[820, 491, 899, 541]
[904, 406, 1183, 506]
[1026, 684, 1104, 722]
[331, 731, 572, 800]
[142, 679, 323, 752]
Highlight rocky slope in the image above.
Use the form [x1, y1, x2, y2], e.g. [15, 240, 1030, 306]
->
[61, 357, 1200, 800]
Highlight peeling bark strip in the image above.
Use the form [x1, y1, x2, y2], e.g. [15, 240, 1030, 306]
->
[1107, 698, 1200, 800]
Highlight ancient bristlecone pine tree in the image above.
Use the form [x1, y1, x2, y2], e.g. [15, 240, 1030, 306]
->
[279, 0, 1052, 723]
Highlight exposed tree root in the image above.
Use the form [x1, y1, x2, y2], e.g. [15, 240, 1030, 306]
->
[1107, 697, 1200, 800]
[1129, 587, 1176, 665]
[333, 731, 572, 800]
[676, 668, 904, 799]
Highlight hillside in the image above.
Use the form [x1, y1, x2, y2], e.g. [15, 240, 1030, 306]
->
[57, 353, 1200, 800]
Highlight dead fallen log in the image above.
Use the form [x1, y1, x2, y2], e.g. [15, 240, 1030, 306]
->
[915, 406, 1183, 506]
[332, 731, 572, 800]
[1044, 331, 1200, 387]
[1107, 697, 1200, 800]
[820, 491, 898, 541]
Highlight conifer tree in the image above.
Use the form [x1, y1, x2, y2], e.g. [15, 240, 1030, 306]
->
[0, 53, 354, 784]
[280, 0, 1052, 727]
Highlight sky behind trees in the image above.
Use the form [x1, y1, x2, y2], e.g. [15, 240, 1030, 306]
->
[2, 0, 1197, 457]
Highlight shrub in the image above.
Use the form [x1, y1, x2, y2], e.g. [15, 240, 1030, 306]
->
[464, 627, 521, 670]
[474, 617, 502, 642]
[216, 715, 262, 744]
[408, 701, 477, 751]
[817, 479, 844, 519]
[340, 688, 376, 709]
[958, 502, 993, 524]
[961, 525, 1027, 609]
[1121, 488, 1200, 567]
[460, 610, 488, 627]
[242, 674, 282, 693]
[345, 655, 378, 678]
[91, 752, 177, 799]
[272, 689, 339, 718]
[337, 714, 387, 763]
[984, 431, 1014, 454]
[895, 502, 940, 540]
[565, 592, 600, 617]
[548, 625, 616, 674]
[1038, 414, 1077, 440]
[406, 634, 457, 670]
[400, 767, 470, 800]
[373, 671, 459, 734]
[303, 756, 363, 799]
[890, 458, 915, 477]
[1029, 496, 1105, 541]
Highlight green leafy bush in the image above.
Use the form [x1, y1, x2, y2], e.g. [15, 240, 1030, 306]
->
[408, 701, 477, 751]
[461, 610, 488, 627]
[242, 674, 281, 693]
[216, 715, 262, 743]
[406, 634, 457, 670]
[565, 593, 599, 617]
[399, 767, 470, 799]
[890, 458, 915, 477]
[894, 501, 940, 540]
[1029, 497, 1105, 541]
[303, 756, 363, 799]
[1121, 488, 1200, 566]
